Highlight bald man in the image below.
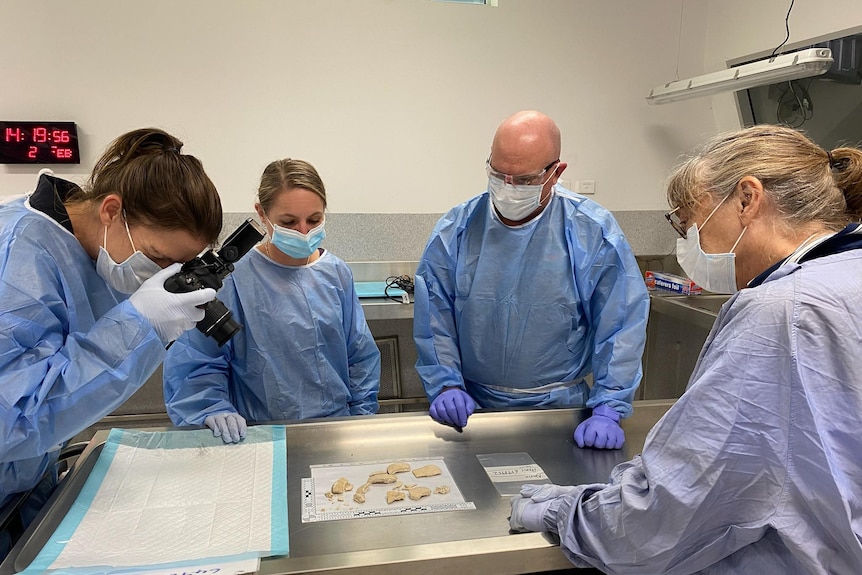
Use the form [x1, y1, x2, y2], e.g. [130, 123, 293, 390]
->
[413, 111, 649, 449]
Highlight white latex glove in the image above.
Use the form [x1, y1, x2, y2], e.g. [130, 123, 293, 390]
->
[205, 412, 248, 444]
[519, 483, 582, 502]
[509, 484, 581, 533]
[129, 263, 216, 343]
[509, 494, 556, 533]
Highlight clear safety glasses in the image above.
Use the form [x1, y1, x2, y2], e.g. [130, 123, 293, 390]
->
[486, 158, 560, 187]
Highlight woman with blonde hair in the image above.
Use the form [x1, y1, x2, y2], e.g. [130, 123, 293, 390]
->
[509, 125, 862, 574]
[164, 158, 380, 443]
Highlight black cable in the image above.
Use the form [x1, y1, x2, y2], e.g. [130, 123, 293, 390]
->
[776, 79, 813, 128]
[384, 275, 414, 303]
[769, 0, 795, 59]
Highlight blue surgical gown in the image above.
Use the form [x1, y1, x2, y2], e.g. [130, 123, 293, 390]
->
[163, 249, 381, 424]
[414, 186, 648, 416]
[544, 248, 862, 574]
[0, 196, 166, 510]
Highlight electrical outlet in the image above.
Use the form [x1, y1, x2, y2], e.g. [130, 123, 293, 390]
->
[576, 180, 596, 195]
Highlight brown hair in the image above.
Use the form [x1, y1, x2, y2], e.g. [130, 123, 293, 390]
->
[667, 125, 862, 228]
[67, 128, 222, 243]
[257, 158, 326, 212]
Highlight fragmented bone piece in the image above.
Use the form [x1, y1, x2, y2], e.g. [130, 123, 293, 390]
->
[434, 485, 451, 495]
[407, 486, 432, 501]
[368, 470, 388, 477]
[331, 477, 353, 494]
[368, 473, 398, 484]
[402, 483, 417, 490]
[324, 491, 334, 501]
[386, 490, 406, 504]
[337, 495, 344, 502]
[412, 464, 442, 478]
[353, 482, 372, 504]
[393, 481, 403, 489]
[386, 462, 412, 474]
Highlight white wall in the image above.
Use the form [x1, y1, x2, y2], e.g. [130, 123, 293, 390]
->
[703, 0, 862, 132]
[1, 0, 718, 213]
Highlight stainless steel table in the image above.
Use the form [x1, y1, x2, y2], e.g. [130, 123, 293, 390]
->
[358, 297, 413, 321]
[2, 400, 674, 575]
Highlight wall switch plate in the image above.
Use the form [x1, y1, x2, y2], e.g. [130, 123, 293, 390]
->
[576, 180, 596, 195]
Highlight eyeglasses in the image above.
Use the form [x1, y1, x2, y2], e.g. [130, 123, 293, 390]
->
[665, 206, 687, 238]
[666, 193, 734, 240]
[486, 158, 560, 187]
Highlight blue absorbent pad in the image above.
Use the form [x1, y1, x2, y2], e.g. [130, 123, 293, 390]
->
[354, 281, 405, 298]
[20, 426, 288, 575]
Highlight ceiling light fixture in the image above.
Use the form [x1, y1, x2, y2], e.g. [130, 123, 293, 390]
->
[646, 47, 833, 105]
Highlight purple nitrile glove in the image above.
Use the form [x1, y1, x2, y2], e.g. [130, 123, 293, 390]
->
[574, 404, 625, 449]
[429, 387, 476, 429]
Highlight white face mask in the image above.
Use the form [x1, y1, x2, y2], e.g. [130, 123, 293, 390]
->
[96, 216, 161, 294]
[675, 194, 746, 294]
[488, 168, 556, 222]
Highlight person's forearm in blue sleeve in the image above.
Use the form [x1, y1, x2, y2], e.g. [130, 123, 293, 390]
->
[163, 329, 234, 426]
[586, 238, 649, 417]
[0, 300, 164, 463]
[413, 269, 466, 400]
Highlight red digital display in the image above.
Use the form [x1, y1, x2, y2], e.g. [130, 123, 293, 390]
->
[0, 122, 80, 164]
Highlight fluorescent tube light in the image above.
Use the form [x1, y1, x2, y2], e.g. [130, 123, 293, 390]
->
[646, 47, 833, 105]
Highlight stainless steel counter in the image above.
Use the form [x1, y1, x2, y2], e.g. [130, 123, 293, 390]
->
[3, 400, 675, 575]
[639, 292, 728, 401]
[350, 261, 417, 321]
[358, 298, 413, 321]
[647, 292, 728, 331]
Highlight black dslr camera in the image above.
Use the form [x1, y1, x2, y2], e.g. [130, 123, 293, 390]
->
[164, 218, 265, 346]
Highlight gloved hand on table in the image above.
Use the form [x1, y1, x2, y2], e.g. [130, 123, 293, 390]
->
[429, 387, 476, 429]
[574, 404, 625, 449]
[205, 412, 248, 444]
[129, 263, 217, 343]
[519, 483, 583, 502]
[509, 483, 580, 533]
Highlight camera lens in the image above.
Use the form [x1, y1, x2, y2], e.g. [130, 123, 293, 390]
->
[197, 299, 242, 347]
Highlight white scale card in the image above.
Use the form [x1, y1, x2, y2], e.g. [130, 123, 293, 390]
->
[301, 457, 475, 522]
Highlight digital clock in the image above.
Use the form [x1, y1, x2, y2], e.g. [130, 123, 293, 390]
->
[0, 121, 80, 164]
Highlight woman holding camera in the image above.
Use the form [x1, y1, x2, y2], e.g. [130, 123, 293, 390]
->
[163, 158, 381, 443]
[0, 128, 223, 557]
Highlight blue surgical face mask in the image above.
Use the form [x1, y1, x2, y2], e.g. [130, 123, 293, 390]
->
[269, 220, 326, 259]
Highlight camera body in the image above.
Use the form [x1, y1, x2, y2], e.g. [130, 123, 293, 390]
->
[164, 218, 265, 346]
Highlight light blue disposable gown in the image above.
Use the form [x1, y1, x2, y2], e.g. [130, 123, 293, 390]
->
[164, 249, 381, 425]
[414, 186, 648, 415]
[542, 246, 862, 574]
[0, 190, 165, 511]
